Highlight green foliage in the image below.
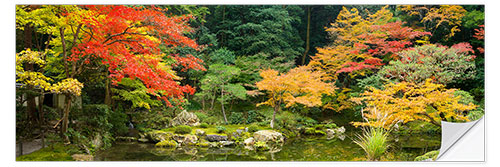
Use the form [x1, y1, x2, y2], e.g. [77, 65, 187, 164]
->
[112, 78, 162, 110]
[228, 112, 244, 124]
[209, 48, 236, 65]
[204, 116, 220, 125]
[297, 116, 318, 127]
[68, 104, 114, 153]
[216, 125, 227, 133]
[304, 128, 326, 136]
[194, 112, 209, 123]
[354, 127, 389, 161]
[248, 124, 260, 133]
[246, 110, 264, 124]
[275, 111, 300, 129]
[206, 5, 304, 61]
[414, 150, 439, 161]
[234, 53, 294, 84]
[199, 123, 209, 128]
[174, 125, 192, 134]
[108, 109, 129, 136]
[324, 123, 338, 129]
[454, 90, 484, 121]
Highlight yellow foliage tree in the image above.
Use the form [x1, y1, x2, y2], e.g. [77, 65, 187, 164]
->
[351, 79, 477, 129]
[398, 5, 466, 39]
[256, 66, 337, 128]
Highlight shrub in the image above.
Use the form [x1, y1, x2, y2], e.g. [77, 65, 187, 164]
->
[414, 150, 440, 161]
[216, 126, 227, 133]
[324, 123, 338, 129]
[228, 112, 244, 124]
[204, 116, 219, 125]
[199, 123, 209, 128]
[174, 125, 192, 134]
[275, 111, 299, 129]
[304, 127, 326, 136]
[354, 127, 389, 161]
[248, 125, 259, 133]
[194, 112, 209, 123]
[246, 110, 264, 124]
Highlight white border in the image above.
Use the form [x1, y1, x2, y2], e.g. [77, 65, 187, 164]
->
[2, 0, 498, 167]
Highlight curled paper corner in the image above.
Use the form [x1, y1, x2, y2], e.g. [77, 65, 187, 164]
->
[435, 116, 485, 161]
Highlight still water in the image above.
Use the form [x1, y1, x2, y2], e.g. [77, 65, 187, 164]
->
[95, 132, 440, 161]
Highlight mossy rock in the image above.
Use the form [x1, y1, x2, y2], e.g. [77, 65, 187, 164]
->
[304, 128, 326, 136]
[415, 150, 440, 161]
[155, 140, 178, 148]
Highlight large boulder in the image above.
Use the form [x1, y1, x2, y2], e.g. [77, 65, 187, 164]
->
[253, 130, 284, 143]
[171, 110, 200, 126]
[206, 134, 228, 142]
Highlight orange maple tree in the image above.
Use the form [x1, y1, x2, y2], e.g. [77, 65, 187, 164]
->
[256, 66, 336, 128]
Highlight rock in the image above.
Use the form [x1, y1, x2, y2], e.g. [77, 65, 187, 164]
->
[195, 129, 206, 137]
[206, 134, 228, 142]
[91, 133, 103, 150]
[236, 129, 244, 134]
[219, 141, 235, 147]
[171, 110, 200, 126]
[335, 126, 346, 134]
[116, 136, 138, 142]
[137, 138, 149, 143]
[72, 154, 93, 161]
[326, 129, 336, 139]
[243, 137, 255, 146]
[146, 131, 173, 143]
[197, 141, 215, 147]
[172, 135, 186, 144]
[182, 134, 198, 146]
[253, 130, 284, 143]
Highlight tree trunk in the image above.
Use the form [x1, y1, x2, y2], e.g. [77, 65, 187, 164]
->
[221, 85, 228, 124]
[61, 95, 72, 137]
[210, 90, 216, 110]
[104, 72, 112, 106]
[270, 105, 278, 129]
[302, 6, 311, 65]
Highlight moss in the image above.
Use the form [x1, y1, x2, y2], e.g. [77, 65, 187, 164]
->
[304, 128, 326, 136]
[414, 150, 439, 161]
[155, 140, 178, 148]
[199, 123, 209, 128]
[254, 141, 269, 151]
[16, 143, 77, 161]
[174, 125, 192, 134]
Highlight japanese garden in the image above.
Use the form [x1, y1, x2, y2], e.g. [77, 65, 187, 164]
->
[15, 5, 484, 161]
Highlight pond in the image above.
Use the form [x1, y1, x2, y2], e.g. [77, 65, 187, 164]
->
[95, 131, 441, 161]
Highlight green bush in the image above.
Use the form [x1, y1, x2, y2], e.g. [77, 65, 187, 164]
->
[248, 125, 259, 133]
[199, 123, 209, 128]
[204, 116, 219, 125]
[354, 127, 389, 161]
[194, 112, 209, 123]
[174, 125, 192, 134]
[228, 112, 244, 124]
[216, 126, 227, 133]
[246, 110, 263, 124]
[108, 109, 129, 136]
[275, 111, 299, 129]
[304, 127, 326, 136]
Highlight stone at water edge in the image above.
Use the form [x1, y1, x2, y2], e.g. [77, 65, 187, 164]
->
[195, 129, 206, 136]
[171, 110, 200, 126]
[219, 141, 235, 147]
[325, 129, 336, 139]
[253, 130, 284, 143]
[206, 134, 228, 142]
[182, 134, 198, 146]
[145, 131, 173, 143]
[244, 137, 255, 146]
